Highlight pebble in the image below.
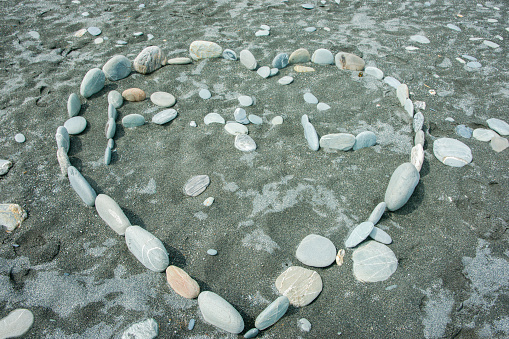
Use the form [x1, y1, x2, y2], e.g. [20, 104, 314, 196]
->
[455, 125, 473, 138]
[235, 134, 257, 152]
[294, 65, 315, 72]
[272, 116, 283, 125]
[404, 98, 414, 117]
[122, 88, 146, 102]
[94, 38, 103, 44]
[0, 204, 27, 231]
[275, 266, 322, 307]
[125, 226, 169, 272]
[260, 24, 270, 31]
[64, 116, 87, 135]
[203, 197, 214, 206]
[353, 131, 376, 150]
[317, 102, 330, 111]
[234, 108, 249, 124]
[80, 68, 105, 98]
[367, 202, 386, 225]
[108, 104, 118, 120]
[410, 35, 430, 44]
[303, 92, 318, 104]
[311, 48, 334, 65]
[207, 249, 218, 256]
[248, 114, 263, 125]
[150, 91, 176, 107]
[108, 90, 123, 108]
[335, 52, 365, 71]
[74, 28, 87, 37]
[133, 32, 143, 36]
[183, 175, 210, 196]
[244, 328, 259, 338]
[466, 61, 482, 68]
[415, 130, 425, 146]
[298, 318, 311, 332]
[272, 53, 289, 69]
[116, 40, 128, 45]
[147, 34, 153, 40]
[199, 89, 212, 99]
[222, 49, 237, 60]
[447, 24, 461, 31]
[81, 12, 89, 16]
[278, 76, 294, 85]
[0, 159, 13, 176]
[345, 221, 374, 248]
[257, 66, 271, 78]
[0, 309, 34, 338]
[302, 3, 314, 9]
[383, 76, 401, 89]
[95, 194, 131, 235]
[486, 118, 509, 136]
[102, 55, 131, 81]
[319, 133, 355, 151]
[67, 93, 81, 117]
[240, 50, 257, 70]
[301, 115, 319, 151]
[166, 57, 192, 65]
[255, 30, 270, 36]
[369, 227, 392, 244]
[238, 95, 253, 106]
[384, 162, 420, 211]
[133, 46, 166, 74]
[413, 112, 424, 132]
[462, 54, 477, 61]
[105, 118, 116, 139]
[304, 26, 317, 32]
[121, 318, 158, 339]
[204, 113, 225, 125]
[104, 146, 111, 165]
[68, 166, 97, 207]
[188, 319, 195, 331]
[87, 26, 101, 36]
[405, 46, 419, 51]
[122, 114, 145, 128]
[152, 109, 178, 125]
[483, 40, 500, 49]
[107, 139, 114, 149]
[411, 144, 425, 172]
[57, 147, 71, 176]
[296, 234, 336, 267]
[490, 136, 509, 152]
[225, 122, 248, 135]
[166, 265, 200, 299]
[364, 66, 384, 79]
[255, 296, 290, 330]
[189, 40, 222, 60]
[289, 48, 310, 64]
[352, 241, 398, 282]
[396, 84, 409, 107]
[198, 291, 244, 334]
[55, 126, 70, 152]
[472, 128, 498, 142]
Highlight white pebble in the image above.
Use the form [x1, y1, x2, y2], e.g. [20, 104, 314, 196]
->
[81, 12, 89, 16]
[271, 116, 283, 125]
[255, 30, 270, 36]
[203, 197, 214, 206]
[14, 134, 25, 143]
[190, 121, 197, 127]
[94, 38, 103, 44]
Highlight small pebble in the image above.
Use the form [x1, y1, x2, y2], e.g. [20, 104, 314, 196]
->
[490, 137, 509, 152]
[255, 30, 270, 36]
[222, 49, 237, 60]
[298, 318, 312, 332]
[278, 76, 294, 85]
[303, 93, 318, 104]
[466, 61, 482, 68]
[410, 35, 430, 44]
[203, 197, 214, 206]
[304, 27, 317, 32]
[14, 133, 25, 143]
[133, 32, 143, 36]
[207, 249, 218, 256]
[116, 40, 128, 45]
[248, 114, 263, 125]
[87, 27, 101, 36]
[150, 91, 176, 107]
[199, 89, 212, 99]
[81, 12, 89, 16]
[64, 116, 87, 135]
[244, 328, 259, 338]
[204, 113, 225, 125]
[183, 175, 210, 196]
[302, 4, 314, 9]
[317, 103, 330, 111]
[188, 319, 195, 331]
[257, 66, 271, 78]
[260, 25, 270, 31]
[147, 34, 154, 40]
[271, 116, 283, 125]
[455, 125, 473, 138]
[94, 38, 103, 44]
[190, 121, 197, 127]
[238, 95, 253, 106]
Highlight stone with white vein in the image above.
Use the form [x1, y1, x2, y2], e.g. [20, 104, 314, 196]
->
[125, 226, 169, 272]
[95, 194, 131, 235]
[235, 134, 256, 152]
[275, 266, 322, 307]
[198, 291, 244, 334]
[189, 41, 222, 60]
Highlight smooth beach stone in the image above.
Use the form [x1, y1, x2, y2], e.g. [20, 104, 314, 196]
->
[353, 131, 376, 150]
[240, 50, 257, 70]
[166, 265, 200, 299]
[189, 40, 222, 60]
[108, 104, 117, 120]
[105, 118, 116, 139]
[122, 88, 146, 102]
[67, 93, 81, 117]
[133, 46, 166, 74]
[255, 30, 270, 36]
[294, 65, 315, 72]
[289, 48, 310, 64]
[87, 26, 101, 36]
[345, 221, 374, 248]
[68, 166, 97, 207]
[364, 66, 383, 79]
[198, 291, 244, 334]
[0, 159, 13, 176]
[278, 76, 294, 85]
[270, 67, 279, 76]
[473, 128, 498, 142]
[14, 133, 25, 143]
[255, 296, 290, 330]
[122, 114, 145, 128]
[95, 194, 131, 235]
[455, 125, 473, 138]
[116, 40, 128, 45]
[303, 92, 318, 104]
[271, 116, 283, 125]
[183, 175, 210, 197]
[80, 68, 105, 98]
[275, 266, 322, 307]
[204, 113, 225, 125]
[257, 66, 271, 78]
[368, 202, 386, 225]
[244, 328, 259, 338]
[484, 40, 500, 49]
[353, 241, 398, 282]
[466, 61, 482, 68]
[104, 147, 111, 165]
[302, 3, 314, 9]
[0, 309, 34, 338]
[490, 136, 509, 152]
[296, 234, 336, 267]
[335, 52, 365, 71]
[301, 115, 319, 151]
[207, 249, 218, 256]
[0, 204, 27, 232]
[203, 197, 215, 206]
[64, 116, 87, 135]
[369, 227, 392, 244]
[319, 133, 355, 151]
[235, 134, 257, 152]
[150, 91, 176, 107]
[384, 163, 420, 211]
[188, 319, 195, 331]
[272, 53, 289, 69]
[125, 226, 169, 272]
[486, 118, 509, 136]
[415, 130, 425, 146]
[199, 88, 212, 99]
[121, 318, 158, 339]
[108, 90, 123, 108]
[404, 98, 414, 117]
[311, 48, 334, 65]
[304, 26, 317, 32]
[152, 109, 177, 125]
[234, 108, 249, 124]
[56, 126, 70, 153]
[225, 122, 248, 135]
[317, 103, 330, 111]
[166, 57, 192, 65]
[411, 144, 425, 172]
[410, 35, 430, 44]
[222, 49, 237, 60]
[238, 95, 253, 107]
[447, 23, 461, 31]
[383, 76, 401, 89]
[57, 147, 71, 177]
[108, 138, 114, 149]
[413, 112, 424, 132]
[102, 55, 131, 81]
[298, 318, 312, 332]
[248, 114, 262, 125]
[396, 84, 409, 107]
[260, 24, 270, 31]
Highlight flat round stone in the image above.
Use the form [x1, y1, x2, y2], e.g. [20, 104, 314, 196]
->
[271, 116, 283, 125]
[166, 265, 200, 299]
[311, 48, 334, 65]
[255, 30, 270, 36]
[303, 93, 318, 104]
[207, 249, 218, 256]
[486, 118, 509, 136]
[122, 88, 146, 102]
[433, 138, 473, 167]
[225, 122, 248, 135]
[199, 89, 212, 99]
[490, 136, 509, 153]
[0, 159, 13, 176]
[67, 93, 81, 117]
[248, 114, 263, 125]
[353, 241, 398, 282]
[204, 113, 225, 125]
[289, 48, 310, 64]
[302, 3, 314, 9]
[466, 61, 482, 68]
[64, 116, 87, 135]
[152, 109, 177, 125]
[235, 134, 257, 152]
[255, 296, 290, 330]
[125, 226, 169, 272]
[14, 133, 25, 143]
[319, 133, 355, 151]
[364, 66, 384, 79]
[87, 26, 101, 36]
[80, 68, 105, 98]
[122, 114, 145, 128]
[95, 194, 131, 235]
[198, 291, 244, 334]
[183, 175, 210, 196]
[275, 266, 322, 307]
[353, 131, 376, 150]
[257, 66, 271, 78]
[345, 221, 374, 248]
[238, 95, 253, 106]
[102, 55, 131, 81]
[384, 162, 420, 211]
[296, 234, 336, 267]
[150, 92, 175, 107]
[0, 309, 34, 338]
[240, 50, 257, 70]
[304, 26, 317, 32]
[278, 76, 294, 85]
[234, 108, 249, 124]
[189, 40, 222, 60]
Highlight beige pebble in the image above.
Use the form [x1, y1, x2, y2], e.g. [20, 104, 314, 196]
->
[166, 265, 200, 299]
[122, 88, 146, 102]
[294, 65, 315, 73]
[335, 52, 365, 71]
[490, 136, 509, 152]
[166, 57, 192, 65]
[288, 48, 310, 64]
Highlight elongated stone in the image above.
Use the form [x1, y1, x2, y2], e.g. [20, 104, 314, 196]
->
[104, 146, 111, 165]
[198, 291, 244, 334]
[102, 55, 131, 81]
[473, 128, 499, 142]
[125, 226, 169, 272]
[384, 163, 420, 211]
[413, 112, 424, 132]
[150, 92, 176, 107]
[166, 57, 192, 65]
[244, 328, 259, 338]
[248, 114, 263, 125]
[319, 133, 355, 151]
[369, 227, 392, 244]
[166, 265, 200, 299]
[133, 46, 166, 74]
[415, 130, 425, 146]
[364, 66, 383, 79]
[235, 134, 257, 152]
[64, 116, 87, 135]
[56, 126, 70, 153]
[0, 159, 12, 176]
[278, 76, 294, 85]
[411, 144, 424, 172]
[240, 50, 257, 70]
[0, 204, 27, 231]
[152, 109, 177, 125]
[183, 175, 210, 196]
[67, 93, 81, 117]
[383, 76, 401, 89]
[289, 48, 310, 64]
[80, 68, 105, 98]
[367, 202, 386, 225]
[301, 115, 319, 151]
[294, 65, 315, 72]
[335, 52, 365, 71]
[105, 118, 116, 139]
[108, 104, 117, 120]
[255, 296, 290, 330]
[296, 234, 336, 267]
[353, 131, 376, 150]
[486, 118, 509, 136]
[68, 166, 97, 206]
[345, 221, 374, 248]
[396, 84, 409, 107]
[122, 114, 145, 128]
[95, 194, 131, 235]
[275, 266, 322, 307]
[0, 309, 34, 338]
[57, 147, 71, 177]
[225, 122, 248, 135]
[204, 113, 225, 125]
[108, 90, 123, 108]
[189, 41, 222, 60]
[404, 98, 414, 117]
[433, 138, 472, 167]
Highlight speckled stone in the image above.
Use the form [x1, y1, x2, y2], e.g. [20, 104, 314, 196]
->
[433, 138, 473, 167]
[80, 68, 105, 98]
[122, 88, 146, 102]
[384, 163, 420, 211]
[133, 46, 166, 74]
[294, 65, 315, 72]
[189, 41, 222, 60]
[411, 144, 425, 172]
[335, 52, 365, 71]
[102, 55, 131, 81]
[57, 147, 70, 176]
[125, 226, 169, 272]
[166, 265, 200, 299]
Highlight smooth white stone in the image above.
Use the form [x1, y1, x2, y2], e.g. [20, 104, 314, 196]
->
[203, 197, 214, 206]
[248, 114, 263, 125]
[255, 296, 290, 330]
[14, 133, 25, 143]
[255, 30, 270, 36]
[240, 50, 257, 70]
[433, 138, 473, 167]
[104, 146, 111, 165]
[183, 175, 210, 196]
[235, 134, 257, 152]
[225, 122, 248, 135]
[150, 92, 176, 107]
[303, 93, 318, 104]
[345, 221, 374, 248]
[0, 159, 13, 176]
[67, 93, 81, 117]
[298, 318, 312, 332]
[275, 266, 322, 307]
[319, 133, 355, 151]
[317, 103, 330, 111]
[404, 98, 414, 117]
[383, 76, 401, 89]
[108, 90, 123, 108]
[410, 35, 430, 44]
[367, 202, 386, 225]
[446, 24, 461, 31]
[238, 95, 253, 106]
[311, 48, 334, 65]
[257, 66, 271, 78]
[121, 319, 158, 339]
[108, 104, 117, 120]
[364, 66, 384, 79]
[369, 227, 392, 244]
[411, 144, 425, 172]
[473, 128, 499, 142]
[64, 116, 87, 135]
[296, 234, 336, 267]
[198, 291, 244, 334]
[272, 116, 283, 125]
[483, 40, 500, 49]
[152, 109, 178, 125]
[80, 68, 105, 98]
[278, 76, 294, 85]
[166, 57, 192, 65]
[415, 130, 425, 147]
[0, 309, 34, 338]
[405, 46, 420, 51]
[204, 113, 225, 125]
[199, 89, 212, 99]
[95, 194, 131, 235]
[68, 166, 97, 206]
[384, 163, 420, 211]
[301, 115, 319, 151]
[396, 84, 409, 107]
[125, 226, 169, 272]
[260, 24, 270, 31]
[189, 40, 222, 60]
[190, 121, 197, 127]
[486, 118, 509, 136]
[353, 241, 398, 282]
[234, 107, 249, 124]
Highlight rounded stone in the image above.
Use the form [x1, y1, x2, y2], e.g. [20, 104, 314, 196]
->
[166, 57, 192, 65]
[108, 104, 118, 120]
[367, 202, 386, 225]
[64, 116, 87, 135]
[255, 296, 290, 330]
[55, 126, 70, 153]
[415, 130, 425, 146]
[289, 48, 311, 64]
[166, 265, 200, 299]
[257, 66, 271, 78]
[108, 90, 123, 108]
[238, 95, 253, 106]
[0, 159, 13, 176]
[473, 128, 498, 142]
[122, 88, 146, 102]
[294, 65, 315, 72]
[152, 109, 177, 125]
[433, 138, 473, 167]
[411, 144, 425, 172]
[122, 319, 158, 339]
[57, 148, 70, 177]
[255, 30, 270, 36]
[490, 136, 509, 153]
[244, 328, 259, 338]
[298, 318, 312, 332]
[204, 113, 225, 125]
[353, 131, 376, 150]
[384, 162, 420, 211]
[95, 194, 131, 235]
[122, 114, 145, 128]
[364, 66, 384, 79]
[240, 50, 257, 70]
[369, 227, 393, 244]
[235, 134, 257, 152]
[199, 89, 212, 99]
[317, 102, 330, 111]
[413, 112, 424, 132]
[486, 118, 509, 136]
[271, 116, 283, 125]
[352, 241, 398, 282]
[0, 309, 34, 338]
[183, 175, 210, 197]
[248, 114, 263, 125]
[133, 46, 166, 74]
[272, 53, 289, 69]
[278, 76, 294, 85]
[68, 166, 97, 206]
[335, 52, 365, 71]
[296, 234, 336, 267]
[319, 133, 355, 151]
[87, 26, 101, 36]
[410, 35, 430, 44]
[275, 266, 322, 307]
[150, 92, 176, 107]
[345, 221, 374, 248]
[225, 122, 248, 135]
[67, 93, 81, 117]
[222, 49, 237, 60]
[311, 49, 334, 65]
[102, 55, 131, 81]
[234, 108, 249, 124]
[189, 41, 222, 60]
[303, 92, 318, 104]
[125, 225, 169, 272]
[207, 249, 218, 256]
[198, 291, 244, 334]
[80, 68, 105, 98]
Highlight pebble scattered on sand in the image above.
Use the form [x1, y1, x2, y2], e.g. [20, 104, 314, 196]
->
[166, 265, 200, 299]
[152, 109, 177, 125]
[122, 318, 158, 339]
[255, 296, 290, 330]
[125, 225, 169, 272]
[64, 116, 87, 135]
[433, 138, 472, 167]
[199, 88, 212, 99]
[296, 234, 336, 267]
[352, 241, 398, 282]
[0, 309, 34, 338]
[275, 266, 322, 307]
[122, 114, 145, 128]
[183, 175, 210, 197]
[198, 291, 244, 334]
[0, 204, 27, 231]
[150, 91, 176, 107]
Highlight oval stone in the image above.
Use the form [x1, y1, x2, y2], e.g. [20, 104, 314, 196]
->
[244, 328, 259, 338]
[199, 89, 212, 99]
[235, 134, 257, 152]
[278, 76, 294, 85]
[411, 144, 424, 172]
[275, 266, 322, 307]
[234, 108, 249, 124]
[384, 162, 420, 211]
[257, 66, 271, 78]
[64, 116, 87, 135]
[288, 48, 310, 64]
[125, 226, 169, 272]
[486, 118, 509, 136]
[150, 92, 176, 107]
[319, 133, 355, 151]
[415, 130, 425, 146]
[68, 166, 97, 206]
[95, 194, 131, 235]
[166, 265, 200, 299]
[152, 109, 177, 125]
[225, 122, 248, 135]
[67, 93, 81, 117]
[345, 221, 374, 248]
[104, 146, 111, 165]
[108, 90, 123, 108]
[433, 138, 473, 167]
[413, 112, 424, 132]
[80, 68, 105, 98]
[353, 241, 398, 282]
[473, 128, 499, 142]
[0, 309, 34, 338]
[248, 114, 263, 125]
[198, 291, 244, 334]
[183, 175, 210, 197]
[303, 93, 318, 104]
[102, 55, 131, 81]
[189, 41, 222, 60]
[383, 76, 401, 89]
[255, 296, 290, 330]
[105, 118, 116, 139]
[367, 202, 386, 225]
[122, 114, 145, 128]
[240, 50, 257, 70]
[166, 57, 192, 65]
[55, 126, 70, 153]
[335, 52, 365, 71]
[294, 65, 315, 72]
[353, 131, 376, 150]
[491, 136, 509, 152]
[238, 95, 253, 107]
[108, 104, 117, 120]
[317, 102, 330, 111]
[222, 49, 237, 61]
[272, 53, 289, 69]
[369, 226, 392, 244]
[456, 125, 473, 138]
[302, 115, 319, 151]
[204, 113, 225, 125]
[133, 46, 166, 74]
[57, 147, 71, 177]
[364, 66, 384, 79]
[122, 88, 146, 102]
[296, 234, 336, 267]
[311, 49, 334, 65]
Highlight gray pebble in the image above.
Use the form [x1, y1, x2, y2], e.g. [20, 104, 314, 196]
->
[240, 50, 257, 70]
[278, 76, 293, 85]
[353, 131, 376, 150]
[296, 234, 336, 267]
[80, 68, 105, 98]
[108, 90, 123, 108]
[223, 49, 237, 60]
[55, 126, 70, 153]
[272, 53, 289, 69]
[67, 93, 81, 117]
[384, 162, 420, 211]
[415, 130, 425, 146]
[433, 138, 472, 167]
[255, 296, 290, 330]
[298, 318, 312, 332]
[188, 319, 195, 330]
[303, 92, 318, 104]
[121, 319, 158, 339]
[302, 3, 314, 9]
[87, 26, 101, 36]
[301, 115, 319, 151]
[104, 146, 111, 165]
[116, 40, 128, 45]
[64, 116, 87, 135]
[244, 328, 259, 338]
[199, 89, 212, 99]
[455, 125, 473, 138]
[383, 76, 401, 89]
[235, 134, 257, 152]
[367, 202, 386, 225]
[0, 159, 13, 176]
[107, 138, 115, 149]
[125, 226, 169, 272]
[248, 114, 263, 125]
[95, 194, 131, 235]
[57, 148, 70, 177]
[345, 221, 374, 248]
[108, 104, 117, 120]
[68, 166, 97, 206]
[238, 95, 253, 106]
[466, 61, 482, 68]
[486, 118, 509, 136]
[304, 26, 317, 32]
[102, 55, 131, 81]
[183, 175, 210, 196]
[369, 226, 392, 244]
[319, 133, 355, 151]
[105, 118, 116, 139]
[317, 102, 330, 111]
[257, 66, 271, 78]
[152, 109, 178, 125]
[122, 114, 145, 128]
[207, 249, 218, 256]
[413, 112, 424, 132]
[198, 291, 244, 334]
[311, 48, 334, 65]
[234, 108, 249, 124]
